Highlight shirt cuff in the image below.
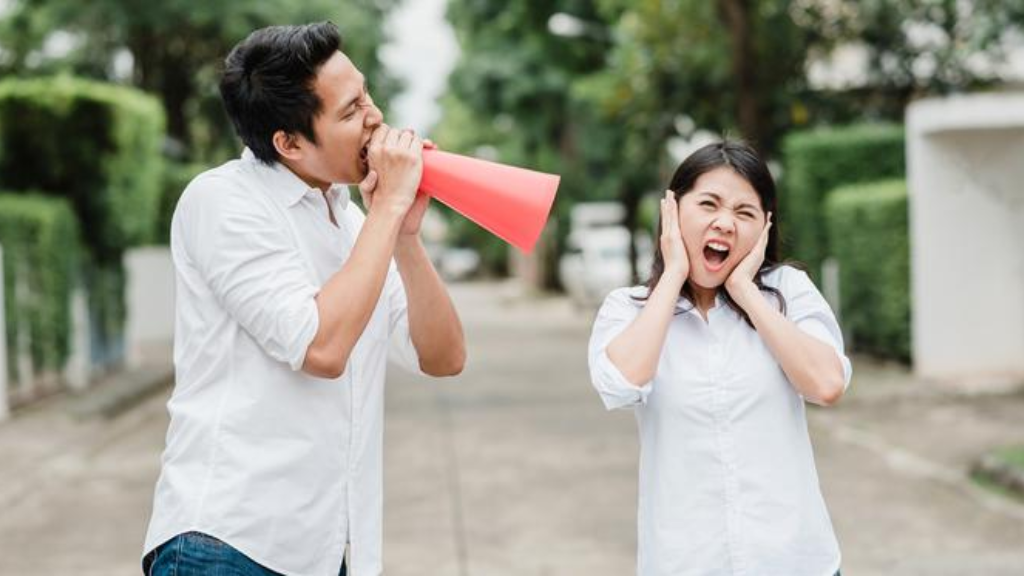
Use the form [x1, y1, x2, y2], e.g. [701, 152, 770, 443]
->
[289, 297, 321, 372]
[592, 348, 652, 410]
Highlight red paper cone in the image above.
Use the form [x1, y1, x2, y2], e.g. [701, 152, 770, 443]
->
[420, 149, 560, 254]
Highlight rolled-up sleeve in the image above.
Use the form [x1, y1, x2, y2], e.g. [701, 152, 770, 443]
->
[383, 263, 426, 376]
[180, 175, 320, 371]
[781, 267, 853, 388]
[588, 288, 652, 410]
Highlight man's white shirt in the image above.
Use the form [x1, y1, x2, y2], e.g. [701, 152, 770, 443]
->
[144, 149, 422, 576]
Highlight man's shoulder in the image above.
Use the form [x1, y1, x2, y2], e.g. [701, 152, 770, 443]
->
[178, 159, 267, 212]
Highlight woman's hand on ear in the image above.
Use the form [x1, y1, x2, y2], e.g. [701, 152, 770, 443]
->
[661, 190, 689, 287]
[726, 212, 771, 305]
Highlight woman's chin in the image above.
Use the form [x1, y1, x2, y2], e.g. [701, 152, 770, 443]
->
[689, 260, 734, 290]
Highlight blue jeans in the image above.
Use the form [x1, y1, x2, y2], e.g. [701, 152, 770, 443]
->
[144, 531, 347, 576]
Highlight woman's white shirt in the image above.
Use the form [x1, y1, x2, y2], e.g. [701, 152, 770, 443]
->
[588, 266, 852, 576]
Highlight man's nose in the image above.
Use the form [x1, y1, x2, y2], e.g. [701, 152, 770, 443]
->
[365, 105, 383, 129]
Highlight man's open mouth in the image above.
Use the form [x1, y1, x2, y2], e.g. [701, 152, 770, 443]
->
[359, 143, 369, 170]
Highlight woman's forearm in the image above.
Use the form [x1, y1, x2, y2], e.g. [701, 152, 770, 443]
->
[734, 284, 846, 405]
[606, 277, 684, 387]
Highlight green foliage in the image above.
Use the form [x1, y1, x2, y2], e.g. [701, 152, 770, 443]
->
[439, 1, 619, 278]
[154, 162, 207, 245]
[780, 123, 904, 277]
[824, 179, 909, 362]
[793, 1, 1019, 100]
[0, 76, 165, 262]
[0, 193, 79, 379]
[0, 0, 399, 162]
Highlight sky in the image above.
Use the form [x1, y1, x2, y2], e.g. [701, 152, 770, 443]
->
[379, 0, 461, 135]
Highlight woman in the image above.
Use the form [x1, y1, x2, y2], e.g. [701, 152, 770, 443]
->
[588, 141, 850, 576]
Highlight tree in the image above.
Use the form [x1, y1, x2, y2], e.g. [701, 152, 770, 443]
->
[793, 0, 1024, 119]
[436, 0, 618, 279]
[0, 0, 399, 161]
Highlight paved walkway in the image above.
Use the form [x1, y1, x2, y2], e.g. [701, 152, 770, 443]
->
[0, 282, 1022, 575]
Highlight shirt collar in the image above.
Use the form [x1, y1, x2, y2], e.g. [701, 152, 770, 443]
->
[240, 148, 349, 211]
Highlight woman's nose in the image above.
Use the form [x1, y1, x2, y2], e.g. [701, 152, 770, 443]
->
[712, 215, 735, 233]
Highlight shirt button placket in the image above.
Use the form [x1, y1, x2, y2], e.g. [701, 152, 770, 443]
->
[711, 327, 744, 575]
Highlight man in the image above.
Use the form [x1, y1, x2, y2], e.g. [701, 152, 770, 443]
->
[142, 22, 465, 576]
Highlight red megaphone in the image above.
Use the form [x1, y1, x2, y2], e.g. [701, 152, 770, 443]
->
[419, 149, 560, 254]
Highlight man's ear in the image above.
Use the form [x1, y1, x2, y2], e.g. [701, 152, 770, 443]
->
[272, 130, 303, 162]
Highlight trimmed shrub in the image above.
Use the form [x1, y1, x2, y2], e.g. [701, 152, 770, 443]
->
[0, 193, 80, 380]
[0, 76, 165, 261]
[781, 123, 905, 278]
[154, 162, 206, 245]
[825, 179, 910, 362]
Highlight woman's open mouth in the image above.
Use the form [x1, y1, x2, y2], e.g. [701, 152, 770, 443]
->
[702, 240, 731, 272]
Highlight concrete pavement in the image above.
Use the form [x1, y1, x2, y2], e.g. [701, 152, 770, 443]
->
[0, 281, 1022, 575]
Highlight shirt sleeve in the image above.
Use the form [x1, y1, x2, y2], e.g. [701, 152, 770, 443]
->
[588, 288, 653, 410]
[177, 175, 320, 371]
[383, 262, 426, 376]
[781, 267, 853, 389]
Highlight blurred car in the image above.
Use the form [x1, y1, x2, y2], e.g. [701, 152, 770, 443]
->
[559, 226, 652, 309]
[439, 247, 481, 281]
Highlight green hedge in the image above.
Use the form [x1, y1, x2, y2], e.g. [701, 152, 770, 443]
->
[0, 193, 80, 379]
[0, 76, 165, 261]
[825, 179, 910, 362]
[154, 162, 206, 245]
[781, 123, 905, 279]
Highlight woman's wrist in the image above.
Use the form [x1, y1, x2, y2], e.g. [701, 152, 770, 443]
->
[727, 279, 761, 309]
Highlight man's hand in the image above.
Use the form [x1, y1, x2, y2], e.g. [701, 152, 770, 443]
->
[361, 125, 423, 220]
[359, 134, 437, 237]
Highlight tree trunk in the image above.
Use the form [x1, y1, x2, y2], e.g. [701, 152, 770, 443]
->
[718, 0, 762, 148]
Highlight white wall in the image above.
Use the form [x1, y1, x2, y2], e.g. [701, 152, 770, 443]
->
[908, 93, 1024, 383]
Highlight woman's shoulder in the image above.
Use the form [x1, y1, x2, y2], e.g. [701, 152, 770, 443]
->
[598, 285, 649, 313]
[761, 263, 813, 290]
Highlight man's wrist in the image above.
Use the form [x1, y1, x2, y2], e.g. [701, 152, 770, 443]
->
[394, 234, 426, 261]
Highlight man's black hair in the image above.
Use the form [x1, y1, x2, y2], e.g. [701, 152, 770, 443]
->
[220, 22, 342, 164]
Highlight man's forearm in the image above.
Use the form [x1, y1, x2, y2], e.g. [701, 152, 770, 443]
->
[303, 207, 404, 378]
[394, 236, 466, 376]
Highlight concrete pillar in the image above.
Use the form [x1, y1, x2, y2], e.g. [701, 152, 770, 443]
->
[124, 247, 176, 368]
[907, 93, 1024, 384]
[63, 288, 91, 390]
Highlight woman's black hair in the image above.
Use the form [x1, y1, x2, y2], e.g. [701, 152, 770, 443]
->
[640, 140, 790, 328]
[219, 22, 342, 164]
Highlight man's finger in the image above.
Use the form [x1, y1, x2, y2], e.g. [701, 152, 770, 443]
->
[384, 125, 401, 148]
[367, 126, 388, 158]
[397, 128, 414, 149]
[358, 170, 378, 196]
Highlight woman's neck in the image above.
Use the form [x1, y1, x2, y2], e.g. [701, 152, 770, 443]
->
[691, 285, 718, 316]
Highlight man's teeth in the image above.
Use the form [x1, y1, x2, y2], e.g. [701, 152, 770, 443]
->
[707, 242, 729, 252]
